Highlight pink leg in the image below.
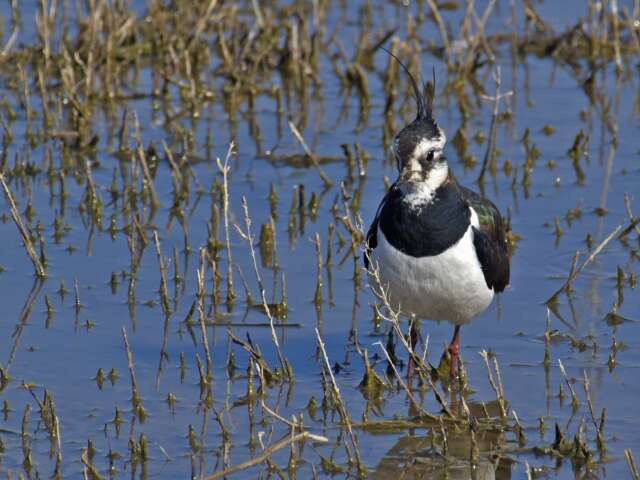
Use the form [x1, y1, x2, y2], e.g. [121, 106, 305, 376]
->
[448, 325, 461, 379]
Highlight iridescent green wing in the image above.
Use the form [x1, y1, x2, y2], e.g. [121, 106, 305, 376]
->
[459, 186, 505, 243]
[459, 186, 510, 292]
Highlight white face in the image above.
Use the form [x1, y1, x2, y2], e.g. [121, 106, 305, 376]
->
[394, 128, 447, 179]
[399, 161, 449, 210]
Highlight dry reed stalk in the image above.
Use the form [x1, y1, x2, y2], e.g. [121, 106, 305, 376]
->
[0, 26, 19, 57]
[197, 248, 214, 381]
[374, 341, 437, 420]
[81, 449, 105, 480]
[477, 67, 512, 184]
[546, 224, 622, 303]
[479, 350, 507, 418]
[0, 174, 46, 278]
[153, 231, 171, 315]
[205, 431, 327, 480]
[235, 197, 289, 378]
[524, 460, 533, 480]
[216, 143, 236, 304]
[610, 0, 623, 72]
[314, 327, 362, 469]
[133, 113, 159, 211]
[557, 359, 580, 409]
[288, 120, 333, 188]
[626, 449, 640, 479]
[122, 327, 140, 407]
[425, 0, 452, 66]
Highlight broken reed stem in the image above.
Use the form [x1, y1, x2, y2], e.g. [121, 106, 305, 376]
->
[477, 67, 512, 184]
[479, 350, 507, 419]
[582, 370, 599, 430]
[153, 231, 170, 315]
[81, 449, 105, 480]
[122, 327, 140, 407]
[205, 431, 327, 480]
[313, 233, 323, 307]
[132, 112, 159, 210]
[0, 174, 46, 278]
[314, 327, 362, 469]
[425, 0, 452, 65]
[583, 369, 606, 450]
[475, 0, 498, 63]
[216, 143, 236, 304]
[235, 196, 289, 378]
[610, 0, 623, 72]
[524, 460, 533, 480]
[74, 276, 81, 312]
[185, 0, 219, 52]
[492, 355, 505, 401]
[288, 120, 333, 188]
[546, 224, 622, 303]
[54, 414, 62, 467]
[260, 399, 299, 428]
[622, 193, 640, 238]
[374, 341, 437, 420]
[197, 248, 214, 380]
[557, 359, 580, 409]
[626, 449, 640, 480]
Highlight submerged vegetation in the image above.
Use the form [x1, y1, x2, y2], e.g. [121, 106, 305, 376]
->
[0, 0, 638, 478]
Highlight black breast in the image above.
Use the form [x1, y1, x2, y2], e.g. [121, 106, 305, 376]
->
[378, 183, 470, 257]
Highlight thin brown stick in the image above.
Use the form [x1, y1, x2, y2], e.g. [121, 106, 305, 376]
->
[133, 112, 159, 210]
[479, 350, 507, 418]
[477, 67, 512, 184]
[582, 370, 599, 430]
[315, 327, 362, 468]
[546, 224, 622, 303]
[153, 231, 170, 315]
[0, 26, 19, 57]
[81, 449, 105, 480]
[205, 431, 327, 480]
[557, 359, 580, 409]
[186, 0, 219, 52]
[425, 0, 452, 65]
[216, 143, 236, 304]
[374, 341, 437, 420]
[622, 193, 640, 238]
[626, 449, 640, 480]
[0, 174, 46, 278]
[288, 120, 333, 188]
[122, 327, 140, 407]
[234, 196, 289, 378]
[260, 400, 296, 428]
[197, 249, 214, 380]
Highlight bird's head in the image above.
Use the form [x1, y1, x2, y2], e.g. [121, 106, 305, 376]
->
[386, 52, 447, 187]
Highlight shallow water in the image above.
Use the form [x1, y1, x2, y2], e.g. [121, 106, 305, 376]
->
[0, 1, 639, 479]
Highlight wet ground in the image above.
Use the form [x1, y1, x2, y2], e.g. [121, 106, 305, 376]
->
[0, 1, 639, 478]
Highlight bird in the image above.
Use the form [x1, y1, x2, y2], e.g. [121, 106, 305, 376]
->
[364, 55, 510, 379]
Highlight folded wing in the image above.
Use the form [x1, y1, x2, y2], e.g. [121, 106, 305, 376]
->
[460, 186, 510, 292]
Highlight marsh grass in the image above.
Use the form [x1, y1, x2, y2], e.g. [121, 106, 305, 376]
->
[0, 0, 638, 478]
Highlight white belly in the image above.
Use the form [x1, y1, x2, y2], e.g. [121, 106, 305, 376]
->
[371, 226, 494, 325]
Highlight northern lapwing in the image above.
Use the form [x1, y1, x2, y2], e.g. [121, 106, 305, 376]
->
[365, 55, 510, 379]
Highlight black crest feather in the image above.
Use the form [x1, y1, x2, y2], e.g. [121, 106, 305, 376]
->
[380, 46, 433, 123]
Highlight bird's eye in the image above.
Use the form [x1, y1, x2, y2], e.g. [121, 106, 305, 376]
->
[426, 150, 435, 162]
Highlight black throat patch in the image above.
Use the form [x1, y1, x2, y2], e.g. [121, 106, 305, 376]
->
[378, 182, 470, 257]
